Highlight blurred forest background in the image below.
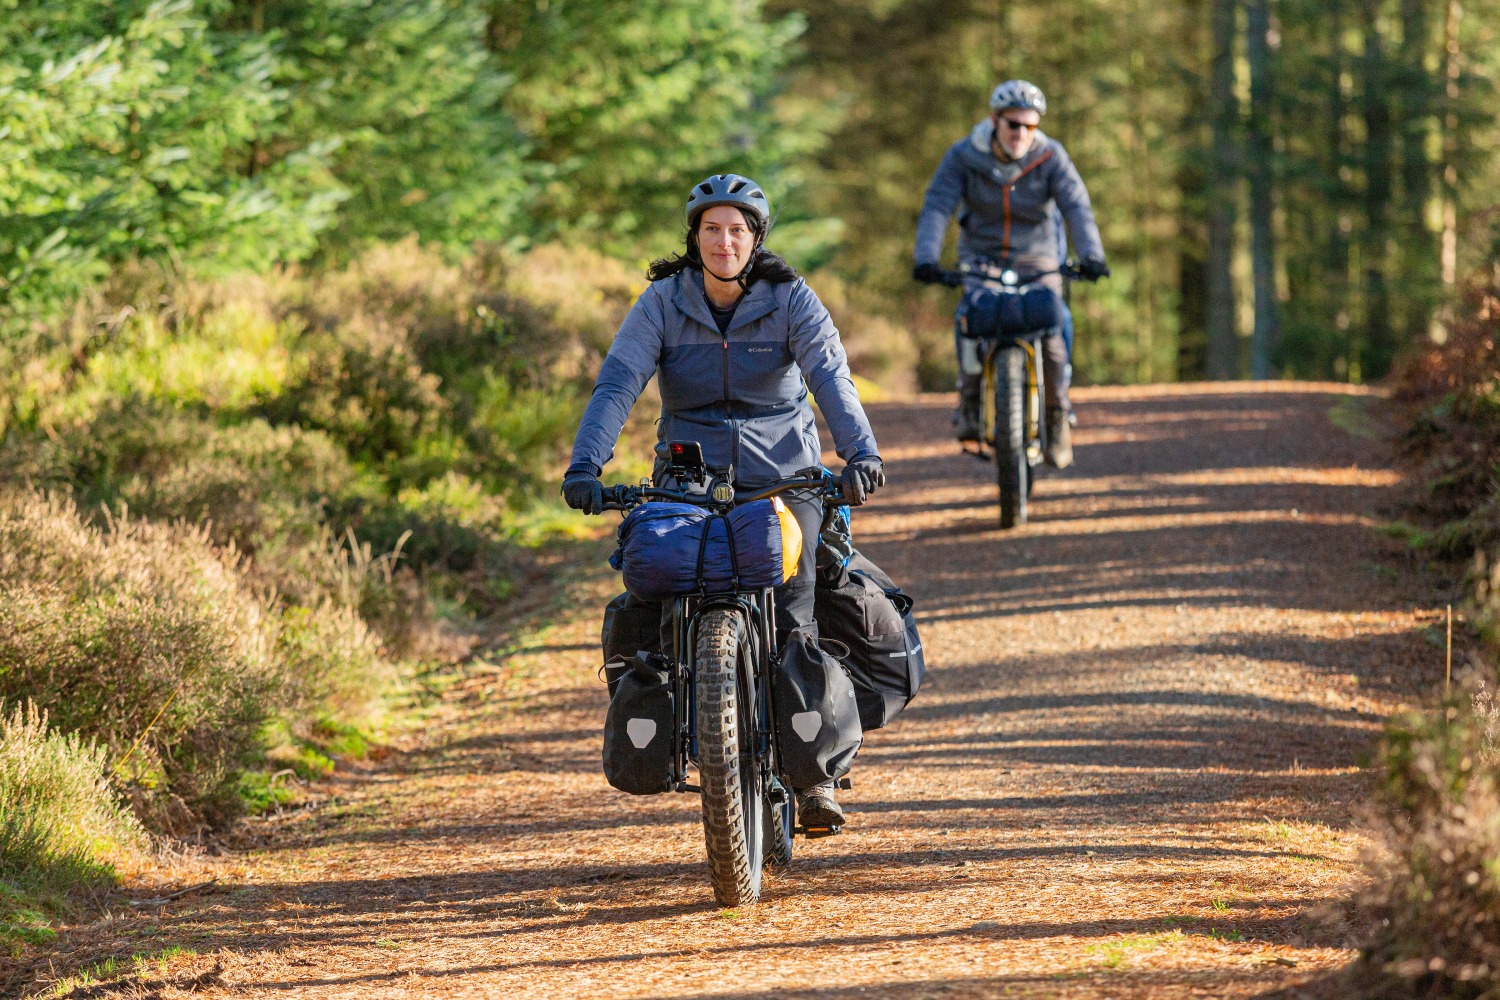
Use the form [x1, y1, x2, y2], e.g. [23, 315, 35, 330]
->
[5, 0, 1500, 977]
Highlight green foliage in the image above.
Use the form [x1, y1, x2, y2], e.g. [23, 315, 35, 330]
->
[0, 0, 344, 328]
[216, 0, 526, 249]
[494, 0, 824, 255]
[0, 701, 145, 955]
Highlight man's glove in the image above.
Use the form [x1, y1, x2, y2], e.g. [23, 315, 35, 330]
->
[913, 262, 946, 285]
[841, 456, 886, 507]
[561, 470, 604, 515]
[1077, 256, 1111, 282]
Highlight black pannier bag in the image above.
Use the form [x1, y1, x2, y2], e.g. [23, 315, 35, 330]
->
[814, 551, 926, 730]
[601, 591, 663, 664]
[602, 652, 675, 794]
[772, 628, 862, 789]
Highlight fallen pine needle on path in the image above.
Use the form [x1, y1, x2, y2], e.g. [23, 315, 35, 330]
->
[20, 383, 1435, 999]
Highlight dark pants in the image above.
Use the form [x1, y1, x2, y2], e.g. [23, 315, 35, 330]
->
[956, 325, 1072, 413]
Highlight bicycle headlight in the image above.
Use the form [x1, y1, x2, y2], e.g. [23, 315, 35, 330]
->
[712, 482, 735, 504]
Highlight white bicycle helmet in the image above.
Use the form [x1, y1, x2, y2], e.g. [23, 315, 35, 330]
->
[989, 80, 1047, 116]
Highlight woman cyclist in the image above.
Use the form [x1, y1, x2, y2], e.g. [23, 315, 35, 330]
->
[561, 173, 884, 827]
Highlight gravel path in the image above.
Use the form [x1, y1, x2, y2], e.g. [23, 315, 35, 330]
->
[23, 383, 1439, 999]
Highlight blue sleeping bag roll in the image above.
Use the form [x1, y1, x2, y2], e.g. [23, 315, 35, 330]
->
[610, 498, 803, 601]
[961, 285, 1062, 339]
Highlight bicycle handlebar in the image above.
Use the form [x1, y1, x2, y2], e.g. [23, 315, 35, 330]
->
[595, 471, 847, 514]
[935, 260, 1085, 287]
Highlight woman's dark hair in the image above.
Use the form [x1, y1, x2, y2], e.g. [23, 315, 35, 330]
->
[646, 208, 799, 285]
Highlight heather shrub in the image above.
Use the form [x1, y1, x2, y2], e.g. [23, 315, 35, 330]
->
[0, 492, 287, 828]
[0, 703, 144, 884]
[1356, 274, 1500, 996]
[1355, 686, 1500, 997]
[0, 702, 145, 956]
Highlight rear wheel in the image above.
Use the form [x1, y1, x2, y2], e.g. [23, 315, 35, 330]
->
[994, 344, 1029, 529]
[695, 609, 764, 905]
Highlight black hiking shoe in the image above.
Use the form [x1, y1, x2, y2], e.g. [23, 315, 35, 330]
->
[796, 784, 846, 829]
[1045, 407, 1074, 469]
[953, 403, 982, 443]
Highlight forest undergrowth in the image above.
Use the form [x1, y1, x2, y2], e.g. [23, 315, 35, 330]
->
[0, 239, 653, 954]
[1350, 267, 1500, 997]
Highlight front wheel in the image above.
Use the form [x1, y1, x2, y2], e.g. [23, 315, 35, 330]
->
[695, 608, 765, 905]
[994, 344, 1029, 529]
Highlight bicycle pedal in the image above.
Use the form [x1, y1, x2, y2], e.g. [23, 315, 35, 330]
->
[837, 777, 851, 790]
[795, 824, 842, 839]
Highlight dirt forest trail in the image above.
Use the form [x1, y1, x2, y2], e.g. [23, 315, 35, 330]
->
[22, 383, 1443, 999]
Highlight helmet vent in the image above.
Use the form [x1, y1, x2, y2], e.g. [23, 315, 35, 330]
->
[728, 180, 747, 193]
[698, 182, 714, 195]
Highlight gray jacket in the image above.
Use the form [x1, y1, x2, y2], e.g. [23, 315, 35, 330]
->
[568, 268, 879, 488]
[915, 122, 1104, 283]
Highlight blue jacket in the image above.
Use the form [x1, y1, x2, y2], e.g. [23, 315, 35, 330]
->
[915, 123, 1104, 284]
[568, 268, 880, 488]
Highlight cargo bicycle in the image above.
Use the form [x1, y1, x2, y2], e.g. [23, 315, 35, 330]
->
[592, 442, 851, 906]
[940, 258, 1085, 529]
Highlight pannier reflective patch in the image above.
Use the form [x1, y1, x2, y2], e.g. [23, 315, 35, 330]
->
[889, 644, 922, 658]
[791, 711, 822, 743]
[627, 718, 658, 749]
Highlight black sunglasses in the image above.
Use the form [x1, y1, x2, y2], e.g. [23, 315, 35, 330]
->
[999, 116, 1039, 132]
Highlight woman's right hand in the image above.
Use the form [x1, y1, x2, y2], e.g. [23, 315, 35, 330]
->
[561, 470, 604, 515]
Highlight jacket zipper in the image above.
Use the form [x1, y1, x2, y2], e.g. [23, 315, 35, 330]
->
[721, 331, 740, 474]
[997, 149, 1057, 263]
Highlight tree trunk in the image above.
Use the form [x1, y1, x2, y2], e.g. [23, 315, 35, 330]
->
[1440, 0, 1462, 292]
[1206, 0, 1240, 379]
[1400, 0, 1435, 340]
[1360, 0, 1394, 380]
[1247, 0, 1279, 379]
[1327, 0, 1353, 347]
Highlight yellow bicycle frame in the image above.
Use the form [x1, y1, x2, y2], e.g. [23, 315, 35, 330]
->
[980, 338, 1044, 463]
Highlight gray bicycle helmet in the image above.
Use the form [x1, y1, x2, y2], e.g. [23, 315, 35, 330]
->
[685, 173, 771, 229]
[989, 79, 1047, 116]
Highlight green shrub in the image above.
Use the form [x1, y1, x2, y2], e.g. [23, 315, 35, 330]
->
[0, 701, 144, 956]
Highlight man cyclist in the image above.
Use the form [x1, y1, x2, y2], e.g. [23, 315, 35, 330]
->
[912, 79, 1108, 468]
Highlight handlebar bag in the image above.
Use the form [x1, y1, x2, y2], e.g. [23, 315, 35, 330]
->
[772, 627, 862, 789]
[601, 591, 663, 667]
[602, 651, 675, 794]
[814, 562, 925, 730]
[961, 285, 1063, 339]
[610, 498, 804, 601]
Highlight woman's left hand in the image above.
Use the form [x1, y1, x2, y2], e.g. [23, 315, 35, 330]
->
[841, 456, 885, 506]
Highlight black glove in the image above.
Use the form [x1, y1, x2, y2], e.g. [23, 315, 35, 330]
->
[913, 262, 946, 285]
[1078, 256, 1111, 282]
[561, 470, 604, 515]
[841, 456, 885, 507]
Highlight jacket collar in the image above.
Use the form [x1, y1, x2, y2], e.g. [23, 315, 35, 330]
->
[670, 268, 780, 334]
[963, 121, 1052, 171]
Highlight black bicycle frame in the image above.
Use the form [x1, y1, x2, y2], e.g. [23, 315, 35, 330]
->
[665, 588, 779, 794]
[600, 471, 841, 800]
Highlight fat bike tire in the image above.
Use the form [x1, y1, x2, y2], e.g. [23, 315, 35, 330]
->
[695, 608, 765, 905]
[995, 344, 1029, 529]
